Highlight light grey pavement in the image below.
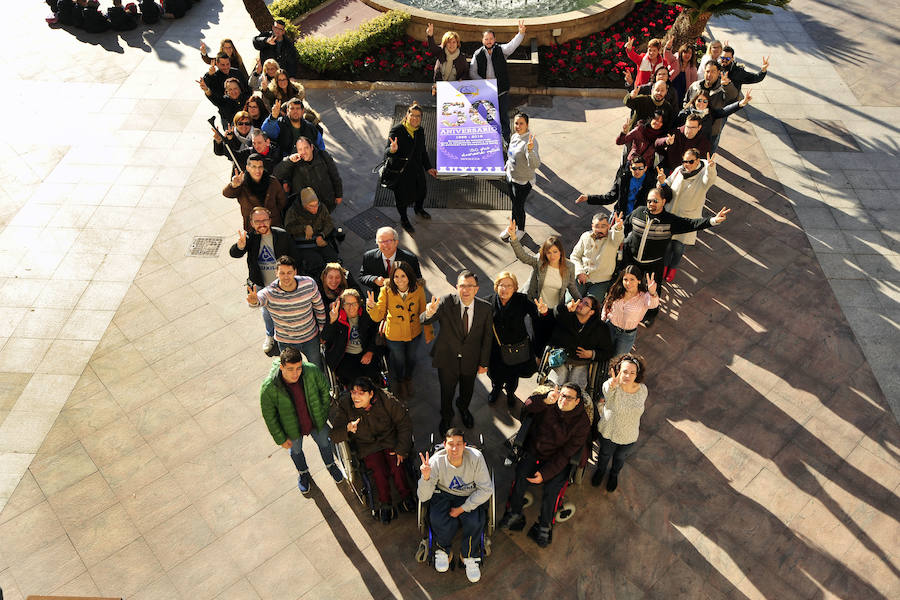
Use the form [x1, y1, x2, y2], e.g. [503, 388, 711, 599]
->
[0, 0, 897, 598]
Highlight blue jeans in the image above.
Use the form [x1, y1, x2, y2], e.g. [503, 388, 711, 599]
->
[429, 491, 485, 558]
[279, 338, 323, 371]
[577, 280, 611, 304]
[288, 427, 336, 475]
[262, 306, 275, 337]
[606, 320, 637, 357]
[385, 334, 420, 382]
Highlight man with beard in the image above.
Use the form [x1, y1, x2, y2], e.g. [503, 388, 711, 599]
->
[569, 211, 624, 301]
[274, 136, 343, 212]
[262, 97, 324, 157]
[222, 154, 287, 231]
[230, 207, 298, 355]
[468, 20, 527, 142]
[654, 114, 710, 174]
[625, 80, 675, 130]
[683, 61, 738, 152]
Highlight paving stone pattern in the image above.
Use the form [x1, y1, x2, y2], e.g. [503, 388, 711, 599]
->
[0, 0, 897, 599]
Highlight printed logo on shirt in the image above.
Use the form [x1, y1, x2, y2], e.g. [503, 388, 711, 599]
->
[448, 476, 473, 492]
[259, 245, 276, 264]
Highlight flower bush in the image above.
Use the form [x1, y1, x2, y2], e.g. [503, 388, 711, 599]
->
[541, 1, 706, 86]
[295, 10, 412, 73]
[349, 36, 434, 79]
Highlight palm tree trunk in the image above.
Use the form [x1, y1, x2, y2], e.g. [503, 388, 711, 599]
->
[666, 10, 712, 50]
[242, 0, 273, 32]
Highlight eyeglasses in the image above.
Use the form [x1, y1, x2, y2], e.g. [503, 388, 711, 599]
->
[630, 165, 646, 171]
[457, 284, 477, 289]
[237, 121, 251, 126]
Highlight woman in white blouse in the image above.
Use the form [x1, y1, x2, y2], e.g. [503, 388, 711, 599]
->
[592, 354, 648, 491]
[601, 265, 659, 356]
[505, 219, 580, 306]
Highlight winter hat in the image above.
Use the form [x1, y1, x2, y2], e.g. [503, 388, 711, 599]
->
[300, 187, 318, 207]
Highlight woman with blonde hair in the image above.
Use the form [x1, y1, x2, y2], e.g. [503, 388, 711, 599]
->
[487, 271, 539, 408]
[425, 23, 469, 93]
[318, 262, 360, 305]
[249, 58, 280, 93]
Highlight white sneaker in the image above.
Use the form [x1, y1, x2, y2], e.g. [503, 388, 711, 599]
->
[463, 557, 481, 583]
[262, 336, 275, 353]
[499, 229, 510, 242]
[434, 549, 450, 573]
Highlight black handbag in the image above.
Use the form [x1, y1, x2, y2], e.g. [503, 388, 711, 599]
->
[492, 325, 531, 365]
[373, 156, 408, 190]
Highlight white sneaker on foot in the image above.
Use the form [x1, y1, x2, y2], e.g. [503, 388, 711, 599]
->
[262, 336, 275, 353]
[434, 549, 450, 573]
[499, 229, 510, 242]
[463, 557, 481, 583]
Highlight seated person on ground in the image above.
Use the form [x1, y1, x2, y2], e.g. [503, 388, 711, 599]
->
[283, 187, 339, 275]
[417, 428, 493, 584]
[107, 0, 139, 30]
[329, 376, 414, 523]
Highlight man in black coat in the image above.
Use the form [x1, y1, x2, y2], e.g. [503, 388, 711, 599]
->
[421, 270, 493, 433]
[262, 98, 324, 158]
[538, 295, 613, 389]
[575, 156, 655, 220]
[469, 20, 527, 142]
[229, 206, 298, 354]
[202, 53, 249, 101]
[252, 19, 300, 79]
[719, 47, 768, 93]
[358, 227, 422, 292]
[274, 136, 343, 212]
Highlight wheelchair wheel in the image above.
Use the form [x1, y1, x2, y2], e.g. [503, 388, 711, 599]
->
[484, 536, 492, 557]
[555, 501, 576, 522]
[522, 491, 534, 508]
[415, 539, 429, 563]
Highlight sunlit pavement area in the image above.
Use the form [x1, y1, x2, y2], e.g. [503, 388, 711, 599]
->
[0, 0, 897, 598]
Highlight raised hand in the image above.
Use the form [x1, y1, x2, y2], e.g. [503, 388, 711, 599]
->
[389, 137, 398, 153]
[266, 34, 276, 46]
[254, 57, 261, 73]
[534, 297, 548, 315]
[630, 83, 639, 98]
[518, 19, 526, 34]
[347, 417, 360, 433]
[246, 284, 258, 305]
[646, 272, 657, 296]
[197, 79, 209, 94]
[624, 69, 634, 87]
[666, 132, 675, 145]
[506, 218, 517, 240]
[577, 273, 587, 284]
[761, 55, 769, 72]
[665, 37, 673, 51]
[622, 121, 630, 135]
[656, 166, 666, 183]
[566, 298, 579, 313]
[272, 99, 281, 118]
[208, 64, 216, 76]
[289, 153, 302, 163]
[427, 295, 440, 314]
[225, 123, 234, 138]
[740, 90, 753, 107]
[720, 70, 731, 87]
[613, 211, 624, 227]
[329, 299, 340, 323]
[712, 206, 731, 224]
[419, 451, 431, 480]
[199, 41, 208, 54]
[426, 22, 433, 37]
[366, 290, 376, 309]
[231, 172, 243, 188]
[625, 36, 635, 50]
[212, 129, 223, 143]
[237, 229, 247, 249]
[527, 134, 535, 151]
[608, 364, 620, 389]
[707, 152, 717, 167]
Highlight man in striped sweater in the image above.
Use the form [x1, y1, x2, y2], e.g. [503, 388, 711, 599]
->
[248, 255, 326, 368]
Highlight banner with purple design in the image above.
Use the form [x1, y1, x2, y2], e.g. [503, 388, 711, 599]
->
[435, 79, 505, 177]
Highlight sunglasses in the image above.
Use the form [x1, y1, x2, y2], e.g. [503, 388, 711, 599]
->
[630, 165, 646, 171]
[720, 56, 733, 62]
[237, 121, 251, 126]
[682, 159, 698, 165]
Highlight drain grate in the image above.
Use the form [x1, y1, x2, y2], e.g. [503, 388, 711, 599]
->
[343, 207, 396, 243]
[372, 105, 511, 211]
[188, 236, 224, 257]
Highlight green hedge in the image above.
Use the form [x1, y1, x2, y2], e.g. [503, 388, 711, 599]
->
[269, 0, 328, 40]
[295, 10, 411, 73]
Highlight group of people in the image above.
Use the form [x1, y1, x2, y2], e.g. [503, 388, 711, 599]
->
[47, 0, 196, 30]
[205, 19, 764, 586]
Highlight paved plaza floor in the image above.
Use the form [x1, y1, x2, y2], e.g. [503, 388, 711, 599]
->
[0, 0, 898, 598]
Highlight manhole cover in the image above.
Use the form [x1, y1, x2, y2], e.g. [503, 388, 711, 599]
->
[188, 236, 224, 257]
[782, 119, 860, 152]
[372, 105, 511, 211]
[343, 207, 395, 242]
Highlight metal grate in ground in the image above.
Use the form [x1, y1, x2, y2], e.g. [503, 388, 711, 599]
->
[343, 207, 397, 243]
[188, 236, 224, 257]
[373, 105, 511, 211]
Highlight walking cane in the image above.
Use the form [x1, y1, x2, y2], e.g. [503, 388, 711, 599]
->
[207, 115, 243, 174]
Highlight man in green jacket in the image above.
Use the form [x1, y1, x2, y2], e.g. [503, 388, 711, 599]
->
[260, 346, 343, 495]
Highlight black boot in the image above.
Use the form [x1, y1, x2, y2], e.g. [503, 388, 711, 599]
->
[606, 473, 619, 492]
[400, 216, 414, 233]
[591, 466, 606, 488]
[488, 386, 502, 404]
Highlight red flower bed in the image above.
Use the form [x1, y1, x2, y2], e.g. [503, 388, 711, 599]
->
[350, 36, 435, 81]
[540, 1, 705, 87]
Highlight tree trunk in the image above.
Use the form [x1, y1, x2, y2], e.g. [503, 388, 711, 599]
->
[242, 0, 273, 32]
[666, 10, 711, 50]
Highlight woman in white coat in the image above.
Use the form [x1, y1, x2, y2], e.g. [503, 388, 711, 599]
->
[658, 149, 717, 282]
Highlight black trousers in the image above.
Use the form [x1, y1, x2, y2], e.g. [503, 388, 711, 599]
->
[508, 180, 531, 231]
[507, 449, 569, 528]
[438, 360, 476, 422]
[597, 436, 637, 476]
[393, 172, 426, 218]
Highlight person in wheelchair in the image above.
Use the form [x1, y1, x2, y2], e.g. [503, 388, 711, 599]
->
[537, 295, 613, 389]
[330, 377, 414, 523]
[322, 289, 382, 388]
[498, 382, 590, 547]
[417, 428, 493, 583]
[283, 187, 340, 276]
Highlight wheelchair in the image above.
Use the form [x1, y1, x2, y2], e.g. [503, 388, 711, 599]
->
[320, 342, 390, 396]
[415, 435, 496, 570]
[501, 379, 596, 530]
[334, 438, 417, 521]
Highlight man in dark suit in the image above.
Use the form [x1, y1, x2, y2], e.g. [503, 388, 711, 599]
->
[358, 226, 422, 292]
[229, 206, 298, 355]
[421, 270, 493, 433]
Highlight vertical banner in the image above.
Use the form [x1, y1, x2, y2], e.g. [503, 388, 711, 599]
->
[435, 79, 505, 177]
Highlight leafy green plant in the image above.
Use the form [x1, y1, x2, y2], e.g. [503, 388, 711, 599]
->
[295, 10, 411, 72]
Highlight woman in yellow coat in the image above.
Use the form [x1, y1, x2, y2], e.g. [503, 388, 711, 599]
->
[365, 261, 432, 398]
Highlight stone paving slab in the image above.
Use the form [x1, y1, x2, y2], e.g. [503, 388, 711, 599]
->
[0, 0, 898, 599]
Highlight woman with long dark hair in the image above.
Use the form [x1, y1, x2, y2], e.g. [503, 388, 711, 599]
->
[384, 103, 437, 233]
[601, 265, 658, 356]
[668, 43, 698, 102]
[505, 220, 579, 307]
[499, 113, 540, 241]
[365, 261, 432, 398]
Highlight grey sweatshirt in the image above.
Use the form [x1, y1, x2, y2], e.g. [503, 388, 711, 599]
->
[417, 447, 493, 512]
[505, 132, 541, 185]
